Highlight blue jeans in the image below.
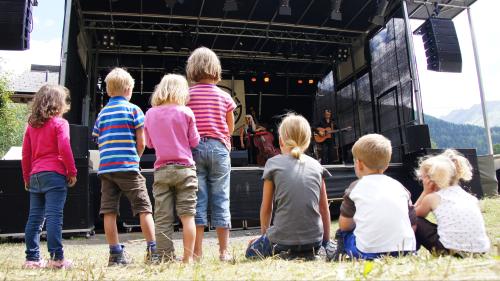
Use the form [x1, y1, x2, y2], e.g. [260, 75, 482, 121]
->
[340, 231, 414, 260]
[25, 172, 68, 261]
[192, 138, 231, 228]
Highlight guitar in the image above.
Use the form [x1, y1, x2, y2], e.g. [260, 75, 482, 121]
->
[314, 126, 352, 143]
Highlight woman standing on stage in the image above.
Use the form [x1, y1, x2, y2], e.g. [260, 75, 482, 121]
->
[239, 114, 257, 164]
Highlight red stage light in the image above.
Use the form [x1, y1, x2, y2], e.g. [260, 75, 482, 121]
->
[297, 79, 303, 84]
[251, 77, 257, 82]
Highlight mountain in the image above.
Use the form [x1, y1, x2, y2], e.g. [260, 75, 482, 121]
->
[441, 101, 500, 127]
[425, 114, 500, 155]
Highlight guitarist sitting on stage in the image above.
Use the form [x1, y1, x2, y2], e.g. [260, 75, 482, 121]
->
[315, 109, 337, 164]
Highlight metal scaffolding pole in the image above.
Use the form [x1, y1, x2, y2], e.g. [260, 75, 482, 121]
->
[402, 0, 424, 125]
[467, 8, 494, 155]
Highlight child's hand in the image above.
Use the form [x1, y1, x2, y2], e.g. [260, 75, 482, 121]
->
[24, 183, 29, 191]
[67, 176, 77, 187]
[422, 176, 438, 194]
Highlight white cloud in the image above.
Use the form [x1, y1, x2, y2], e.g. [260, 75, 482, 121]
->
[44, 19, 56, 28]
[0, 39, 61, 74]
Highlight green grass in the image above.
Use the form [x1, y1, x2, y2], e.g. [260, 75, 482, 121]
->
[1, 197, 499, 280]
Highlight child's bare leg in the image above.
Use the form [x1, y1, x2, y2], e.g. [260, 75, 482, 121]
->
[216, 227, 230, 257]
[180, 216, 196, 263]
[194, 226, 205, 260]
[104, 213, 119, 245]
[139, 212, 155, 242]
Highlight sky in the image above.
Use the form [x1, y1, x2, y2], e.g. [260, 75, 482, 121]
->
[0, 0, 497, 118]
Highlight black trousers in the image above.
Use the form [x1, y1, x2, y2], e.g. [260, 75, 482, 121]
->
[320, 140, 335, 164]
[416, 217, 451, 256]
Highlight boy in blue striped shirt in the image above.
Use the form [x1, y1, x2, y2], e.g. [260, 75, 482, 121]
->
[93, 68, 158, 265]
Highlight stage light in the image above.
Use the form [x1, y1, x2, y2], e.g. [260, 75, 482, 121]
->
[330, 0, 342, 21]
[308, 79, 314, 84]
[223, 0, 238, 12]
[336, 47, 349, 62]
[370, 0, 389, 26]
[251, 77, 257, 83]
[279, 0, 291, 16]
[297, 79, 303, 84]
[263, 76, 270, 83]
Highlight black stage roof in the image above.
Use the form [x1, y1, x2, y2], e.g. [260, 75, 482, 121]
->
[77, 0, 476, 78]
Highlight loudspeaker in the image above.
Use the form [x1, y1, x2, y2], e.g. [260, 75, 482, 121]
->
[416, 18, 462, 73]
[230, 150, 248, 167]
[0, 0, 32, 50]
[405, 124, 431, 154]
[70, 124, 89, 159]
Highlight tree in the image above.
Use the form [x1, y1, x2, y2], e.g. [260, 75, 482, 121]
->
[494, 143, 500, 155]
[0, 76, 29, 158]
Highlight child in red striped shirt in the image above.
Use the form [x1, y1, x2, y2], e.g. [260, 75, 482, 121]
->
[186, 47, 236, 262]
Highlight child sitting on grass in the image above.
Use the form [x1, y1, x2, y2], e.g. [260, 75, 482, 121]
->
[331, 134, 416, 261]
[245, 113, 333, 260]
[144, 74, 200, 263]
[414, 149, 490, 256]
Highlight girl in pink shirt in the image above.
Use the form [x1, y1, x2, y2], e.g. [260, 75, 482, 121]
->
[21, 85, 77, 269]
[144, 74, 200, 263]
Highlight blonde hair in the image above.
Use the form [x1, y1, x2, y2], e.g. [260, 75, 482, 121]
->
[416, 150, 473, 189]
[278, 113, 311, 159]
[186, 47, 222, 83]
[417, 155, 457, 189]
[105, 67, 135, 96]
[151, 74, 189, 106]
[245, 114, 256, 132]
[442, 149, 473, 184]
[351, 134, 392, 170]
[28, 84, 70, 128]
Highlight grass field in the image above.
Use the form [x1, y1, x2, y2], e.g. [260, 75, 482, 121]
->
[0, 197, 499, 280]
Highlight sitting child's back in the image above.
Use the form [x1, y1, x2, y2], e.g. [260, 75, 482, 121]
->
[264, 153, 328, 245]
[343, 174, 415, 253]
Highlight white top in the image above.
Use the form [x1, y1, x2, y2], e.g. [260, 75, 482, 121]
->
[350, 174, 416, 253]
[434, 185, 490, 253]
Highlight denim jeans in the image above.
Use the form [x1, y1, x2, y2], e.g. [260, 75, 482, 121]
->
[340, 230, 414, 260]
[246, 234, 321, 259]
[192, 138, 231, 228]
[25, 172, 68, 261]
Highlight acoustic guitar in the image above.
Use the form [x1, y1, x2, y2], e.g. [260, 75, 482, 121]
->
[314, 126, 352, 143]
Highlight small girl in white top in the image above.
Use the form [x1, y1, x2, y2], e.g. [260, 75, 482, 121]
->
[414, 149, 490, 256]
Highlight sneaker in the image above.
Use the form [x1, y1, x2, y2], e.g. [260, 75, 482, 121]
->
[48, 259, 73, 270]
[327, 230, 345, 262]
[219, 252, 234, 262]
[324, 240, 337, 261]
[108, 250, 133, 266]
[145, 248, 162, 265]
[23, 260, 47, 269]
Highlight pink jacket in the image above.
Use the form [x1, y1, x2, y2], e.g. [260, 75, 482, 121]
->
[144, 104, 200, 169]
[22, 117, 77, 184]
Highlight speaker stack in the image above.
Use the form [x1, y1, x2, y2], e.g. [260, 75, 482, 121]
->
[0, 0, 32, 50]
[415, 17, 462, 73]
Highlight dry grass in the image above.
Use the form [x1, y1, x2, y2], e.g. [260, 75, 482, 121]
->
[1, 197, 499, 281]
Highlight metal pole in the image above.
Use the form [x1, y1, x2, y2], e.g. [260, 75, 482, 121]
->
[467, 8, 494, 155]
[59, 0, 73, 85]
[402, 0, 424, 125]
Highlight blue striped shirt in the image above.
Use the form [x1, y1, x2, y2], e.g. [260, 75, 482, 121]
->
[92, 96, 144, 174]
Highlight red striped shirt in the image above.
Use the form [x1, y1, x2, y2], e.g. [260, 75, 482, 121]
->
[187, 83, 236, 150]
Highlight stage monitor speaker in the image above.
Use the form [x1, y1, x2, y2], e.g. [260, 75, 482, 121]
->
[405, 124, 431, 154]
[415, 18, 462, 73]
[70, 124, 89, 159]
[231, 150, 248, 167]
[0, 0, 32, 50]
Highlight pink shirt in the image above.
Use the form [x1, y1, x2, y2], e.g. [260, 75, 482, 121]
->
[187, 84, 236, 150]
[144, 104, 200, 169]
[21, 117, 77, 184]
